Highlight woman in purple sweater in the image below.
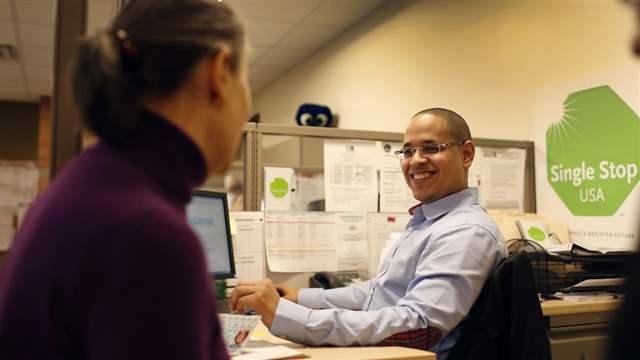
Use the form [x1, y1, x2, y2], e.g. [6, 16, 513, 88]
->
[0, 0, 250, 359]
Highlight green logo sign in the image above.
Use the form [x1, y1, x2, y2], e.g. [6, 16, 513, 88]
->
[269, 177, 289, 198]
[546, 86, 640, 216]
[527, 227, 546, 241]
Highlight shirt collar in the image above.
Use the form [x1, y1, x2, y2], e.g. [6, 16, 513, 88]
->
[410, 188, 478, 221]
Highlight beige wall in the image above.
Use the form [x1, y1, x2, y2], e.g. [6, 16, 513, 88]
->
[253, 0, 638, 141]
[0, 100, 39, 161]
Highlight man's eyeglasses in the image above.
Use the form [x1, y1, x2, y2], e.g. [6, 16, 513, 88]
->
[394, 141, 466, 160]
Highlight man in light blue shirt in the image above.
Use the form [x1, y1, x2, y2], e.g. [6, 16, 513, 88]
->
[231, 108, 507, 358]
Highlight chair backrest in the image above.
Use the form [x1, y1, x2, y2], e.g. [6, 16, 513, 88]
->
[448, 253, 551, 360]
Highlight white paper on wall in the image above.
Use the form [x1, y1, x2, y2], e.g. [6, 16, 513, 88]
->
[292, 172, 325, 211]
[471, 146, 526, 212]
[366, 213, 412, 278]
[229, 212, 266, 281]
[264, 211, 368, 273]
[264, 211, 338, 272]
[324, 140, 378, 212]
[335, 212, 368, 271]
[0, 161, 39, 208]
[376, 141, 417, 213]
[0, 206, 16, 251]
[264, 167, 295, 211]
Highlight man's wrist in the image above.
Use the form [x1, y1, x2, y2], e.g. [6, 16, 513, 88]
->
[270, 299, 311, 342]
[290, 288, 300, 303]
[262, 291, 283, 328]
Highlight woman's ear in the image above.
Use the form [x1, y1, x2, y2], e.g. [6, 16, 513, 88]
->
[207, 45, 234, 104]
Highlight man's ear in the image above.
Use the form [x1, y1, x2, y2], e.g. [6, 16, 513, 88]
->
[461, 141, 475, 169]
[207, 45, 234, 104]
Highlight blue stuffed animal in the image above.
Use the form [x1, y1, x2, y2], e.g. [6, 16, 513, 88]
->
[296, 103, 334, 127]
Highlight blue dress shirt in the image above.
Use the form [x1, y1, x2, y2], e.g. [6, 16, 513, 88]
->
[270, 188, 507, 358]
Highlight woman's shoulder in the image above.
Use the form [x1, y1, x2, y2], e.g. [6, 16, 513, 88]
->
[31, 156, 186, 238]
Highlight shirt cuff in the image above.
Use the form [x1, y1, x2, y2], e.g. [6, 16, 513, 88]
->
[270, 298, 312, 343]
[298, 288, 325, 308]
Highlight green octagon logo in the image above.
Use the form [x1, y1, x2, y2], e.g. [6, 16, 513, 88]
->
[269, 177, 289, 198]
[546, 86, 640, 216]
[527, 227, 546, 241]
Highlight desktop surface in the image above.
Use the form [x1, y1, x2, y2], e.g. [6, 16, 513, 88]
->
[540, 297, 622, 316]
[248, 322, 436, 360]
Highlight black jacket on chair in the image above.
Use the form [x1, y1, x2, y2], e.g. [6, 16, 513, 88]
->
[448, 253, 551, 360]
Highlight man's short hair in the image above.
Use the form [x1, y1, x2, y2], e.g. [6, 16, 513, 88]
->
[412, 108, 472, 141]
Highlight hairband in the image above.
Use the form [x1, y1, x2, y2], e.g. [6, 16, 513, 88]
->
[113, 29, 137, 55]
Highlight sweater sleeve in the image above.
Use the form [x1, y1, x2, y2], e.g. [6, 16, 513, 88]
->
[85, 214, 229, 360]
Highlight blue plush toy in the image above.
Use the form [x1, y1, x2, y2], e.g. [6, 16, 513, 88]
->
[295, 103, 334, 127]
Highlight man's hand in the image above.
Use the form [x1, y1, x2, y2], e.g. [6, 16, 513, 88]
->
[275, 284, 299, 303]
[230, 279, 280, 327]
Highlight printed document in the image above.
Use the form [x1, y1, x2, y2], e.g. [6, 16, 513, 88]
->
[335, 213, 368, 271]
[376, 141, 416, 212]
[230, 212, 266, 281]
[471, 147, 526, 211]
[324, 140, 378, 212]
[264, 212, 368, 273]
[265, 212, 337, 272]
[0, 161, 39, 207]
[367, 213, 412, 277]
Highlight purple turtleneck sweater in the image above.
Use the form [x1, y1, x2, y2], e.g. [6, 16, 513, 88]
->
[0, 110, 229, 360]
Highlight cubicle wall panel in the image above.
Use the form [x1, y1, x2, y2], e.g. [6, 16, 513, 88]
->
[251, 125, 537, 214]
[246, 125, 536, 284]
[549, 323, 610, 360]
[199, 124, 255, 211]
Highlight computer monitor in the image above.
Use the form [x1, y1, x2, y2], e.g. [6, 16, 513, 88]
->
[186, 190, 236, 279]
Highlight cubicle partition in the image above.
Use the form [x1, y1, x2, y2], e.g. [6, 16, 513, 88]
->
[237, 124, 536, 288]
[199, 123, 256, 211]
[243, 124, 536, 213]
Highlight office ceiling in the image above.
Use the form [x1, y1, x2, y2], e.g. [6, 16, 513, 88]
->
[0, 0, 56, 102]
[0, 0, 383, 103]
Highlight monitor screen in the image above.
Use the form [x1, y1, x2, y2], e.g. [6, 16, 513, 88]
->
[186, 190, 236, 279]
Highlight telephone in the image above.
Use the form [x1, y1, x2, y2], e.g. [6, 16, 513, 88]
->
[309, 271, 362, 289]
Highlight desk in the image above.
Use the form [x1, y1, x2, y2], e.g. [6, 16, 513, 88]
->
[540, 298, 621, 360]
[247, 323, 436, 360]
[541, 298, 622, 317]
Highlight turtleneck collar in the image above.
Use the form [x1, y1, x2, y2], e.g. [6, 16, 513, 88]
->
[110, 109, 208, 208]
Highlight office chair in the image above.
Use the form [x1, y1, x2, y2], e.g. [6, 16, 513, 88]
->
[448, 252, 551, 360]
